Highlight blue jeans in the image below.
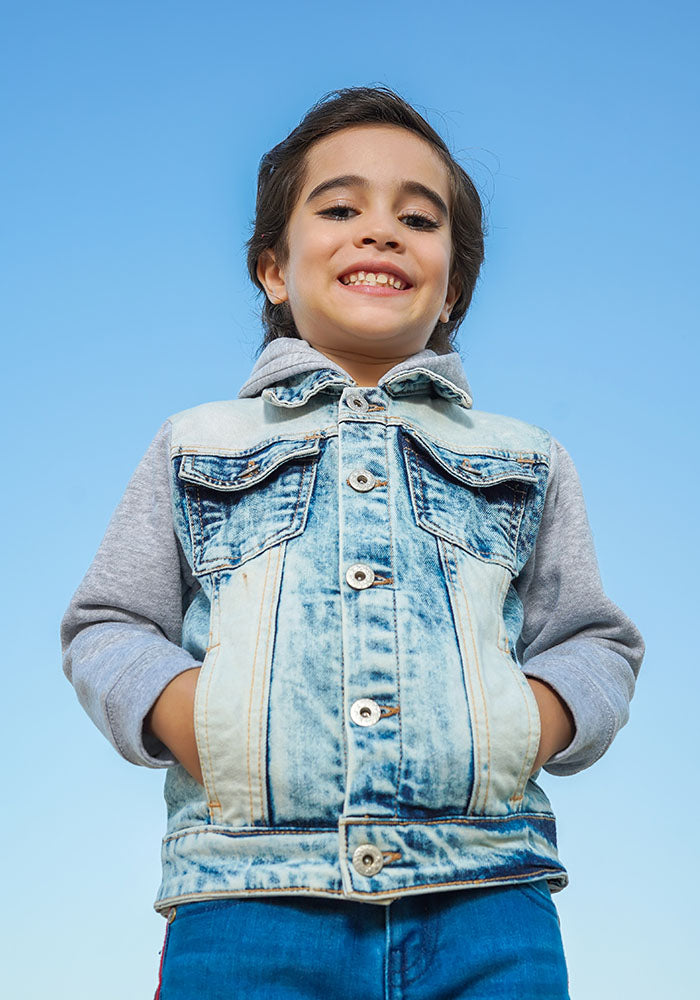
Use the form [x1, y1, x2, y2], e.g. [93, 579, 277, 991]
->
[155, 880, 570, 999]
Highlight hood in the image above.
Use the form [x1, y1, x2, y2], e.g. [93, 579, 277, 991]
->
[237, 338, 473, 409]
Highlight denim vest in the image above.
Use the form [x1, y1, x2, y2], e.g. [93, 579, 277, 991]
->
[155, 364, 568, 912]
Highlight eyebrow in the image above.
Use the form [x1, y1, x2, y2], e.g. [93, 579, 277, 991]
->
[305, 174, 449, 218]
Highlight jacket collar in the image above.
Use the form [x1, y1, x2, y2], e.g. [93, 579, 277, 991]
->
[237, 337, 473, 409]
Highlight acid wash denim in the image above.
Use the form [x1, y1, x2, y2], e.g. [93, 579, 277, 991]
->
[159, 365, 564, 911]
[61, 340, 644, 916]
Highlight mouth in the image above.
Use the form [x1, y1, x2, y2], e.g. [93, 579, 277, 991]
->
[338, 267, 412, 291]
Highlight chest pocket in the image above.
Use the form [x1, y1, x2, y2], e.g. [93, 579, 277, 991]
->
[400, 429, 540, 574]
[177, 436, 322, 575]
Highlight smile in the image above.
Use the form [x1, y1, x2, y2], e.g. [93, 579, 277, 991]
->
[339, 271, 410, 290]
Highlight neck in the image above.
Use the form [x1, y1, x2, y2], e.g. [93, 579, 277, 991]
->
[309, 346, 419, 387]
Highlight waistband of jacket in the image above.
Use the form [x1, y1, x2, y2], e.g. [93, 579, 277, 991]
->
[153, 811, 568, 913]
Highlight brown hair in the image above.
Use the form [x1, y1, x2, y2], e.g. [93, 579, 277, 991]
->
[246, 86, 485, 355]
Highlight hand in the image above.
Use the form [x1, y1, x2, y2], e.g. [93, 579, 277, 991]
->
[145, 667, 203, 785]
[525, 677, 575, 774]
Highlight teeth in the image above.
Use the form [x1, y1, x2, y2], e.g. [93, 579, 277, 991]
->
[340, 270, 407, 290]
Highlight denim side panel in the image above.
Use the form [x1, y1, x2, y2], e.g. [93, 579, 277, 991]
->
[437, 543, 541, 815]
[266, 438, 346, 825]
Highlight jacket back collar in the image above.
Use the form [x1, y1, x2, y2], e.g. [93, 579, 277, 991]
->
[237, 338, 473, 410]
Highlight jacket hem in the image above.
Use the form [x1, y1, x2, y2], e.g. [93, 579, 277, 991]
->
[153, 811, 568, 914]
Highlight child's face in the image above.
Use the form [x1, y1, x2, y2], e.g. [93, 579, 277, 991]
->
[258, 125, 459, 360]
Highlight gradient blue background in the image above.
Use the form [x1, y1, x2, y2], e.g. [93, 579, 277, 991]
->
[2, 1, 697, 996]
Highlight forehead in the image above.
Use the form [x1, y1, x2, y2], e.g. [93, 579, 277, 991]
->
[299, 125, 451, 203]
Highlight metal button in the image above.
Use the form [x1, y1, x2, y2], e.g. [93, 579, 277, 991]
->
[345, 563, 375, 590]
[346, 391, 369, 412]
[350, 698, 381, 727]
[348, 469, 377, 492]
[352, 844, 384, 877]
[167, 907, 177, 923]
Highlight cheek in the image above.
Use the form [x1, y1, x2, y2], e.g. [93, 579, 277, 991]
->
[425, 245, 453, 295]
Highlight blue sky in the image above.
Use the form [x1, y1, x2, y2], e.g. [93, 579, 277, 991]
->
[2, 1, 698, 996]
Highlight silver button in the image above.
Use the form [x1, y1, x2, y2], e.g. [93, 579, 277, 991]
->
[348, 469, 377, 492]
[352, 844, 384, 877]
[346, 391, 369, 412]
[345, 564, 375, 590]
[350, 698, 381, 727]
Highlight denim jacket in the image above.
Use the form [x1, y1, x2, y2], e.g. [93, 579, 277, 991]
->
[61, 338, 644, 912]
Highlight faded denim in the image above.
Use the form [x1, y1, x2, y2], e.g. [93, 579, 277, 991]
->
[154, 364, 568, 914]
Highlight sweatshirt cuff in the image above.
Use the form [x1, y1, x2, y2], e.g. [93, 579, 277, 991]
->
[104, 640, 202, 767]
[522, 637, 633, 776]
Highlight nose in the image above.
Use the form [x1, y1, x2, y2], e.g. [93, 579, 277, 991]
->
[354, 213, 402, 251]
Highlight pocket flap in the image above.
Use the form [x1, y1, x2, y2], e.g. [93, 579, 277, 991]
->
[178, 436, 323, 491]
[401, 429, 540, 487]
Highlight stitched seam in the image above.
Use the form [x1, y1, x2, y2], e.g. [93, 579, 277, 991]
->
[161, 810, 557, 843]
[406, 443, 516, 571]
[172, 432, 330, 461]
[508, 481, 529, 570]
[440, 540, 482, 811]
[496, 570, 510, 652]
[349, 868, 561, 894]
[155, 868, 562, 912]
[453, 543, 492, 811]
[391, 420, 550, 466]
[257, 543, 283, 822]
[201, 580, 222, 816]
[383, 427, 403, 818]
[191, 458, 316, 574]
[405, 438, 540, 487]
[247, 548, 273, 824]
[506, 658, 535, 805]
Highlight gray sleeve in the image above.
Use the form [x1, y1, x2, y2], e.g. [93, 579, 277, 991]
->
[60, 421, 202, 768]
[514, 438, 645, 776]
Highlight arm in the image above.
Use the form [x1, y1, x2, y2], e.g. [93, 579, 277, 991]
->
[60, 421, 203, 768]
[515, 438, 645, 775]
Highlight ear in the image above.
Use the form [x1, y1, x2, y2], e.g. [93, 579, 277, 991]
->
[439, 276, 461, 324]
[256, 248, 289, 305]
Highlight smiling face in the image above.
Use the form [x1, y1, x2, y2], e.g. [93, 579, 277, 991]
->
[257, 125, 459, 370]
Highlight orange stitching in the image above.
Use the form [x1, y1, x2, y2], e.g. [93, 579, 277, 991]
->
[496, 570, 510, 653]
[162, 810, 557, 843]
[440, 541, 482, 811]
[453, 544, 492, 812]
[238, 460, 260, 480]
[507, 668, 539, 807]
[257, 543, 283, 821]
[349, 869, 559, 894]
[378, 705, 400, 718]
[201, 582, 222, 820]
[382, 427, 403, 817]
[381, 851, 402, 864]
[155, 868, 561, 911]
[247, 548, 273, 824]
[388, 419, 550, 468]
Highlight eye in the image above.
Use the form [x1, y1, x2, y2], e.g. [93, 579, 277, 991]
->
[400, 211, 440, 230]
[317, 203, 357, 221]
